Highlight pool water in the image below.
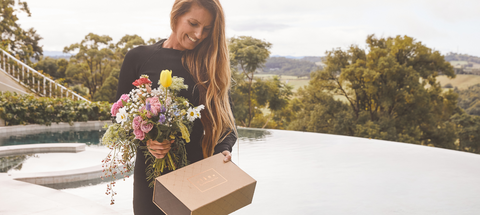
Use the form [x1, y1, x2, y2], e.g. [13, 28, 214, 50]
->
[0, 129, 106, 146]
[1, 127, 480, 215]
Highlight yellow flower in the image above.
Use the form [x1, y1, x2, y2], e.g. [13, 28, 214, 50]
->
[160, 70, 172, 88]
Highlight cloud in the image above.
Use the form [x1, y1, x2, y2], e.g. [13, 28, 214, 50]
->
[230, 21, 290, 32]
[12, 0, 480, 57]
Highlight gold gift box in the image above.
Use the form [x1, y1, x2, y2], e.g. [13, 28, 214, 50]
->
[153, 153, 256, 215]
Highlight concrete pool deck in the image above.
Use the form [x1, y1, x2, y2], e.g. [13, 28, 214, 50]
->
[0, 173, 118, 215]
[0, 142, 122, 215]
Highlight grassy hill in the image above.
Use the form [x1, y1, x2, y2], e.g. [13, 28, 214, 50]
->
[256, 74, 309, 92]
[437, 75, 480, 89]
[261, 56, 323, 77]
[256, 54, 480, 94]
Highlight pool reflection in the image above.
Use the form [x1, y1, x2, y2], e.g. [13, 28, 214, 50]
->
[0, 129, 106, 146]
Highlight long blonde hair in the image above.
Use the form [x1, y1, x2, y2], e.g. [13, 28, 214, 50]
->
[170, 0, 236, 158]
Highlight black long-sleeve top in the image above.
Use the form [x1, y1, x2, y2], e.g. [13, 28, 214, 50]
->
[115, 39, 237, 215]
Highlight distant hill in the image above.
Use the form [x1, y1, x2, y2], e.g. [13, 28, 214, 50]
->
[262, 53, 480, 77]
[43, 51, 72, 59]
[261, 56, 324, 77]
[445, 52, 480, 64]
[444, 52, 480, 75]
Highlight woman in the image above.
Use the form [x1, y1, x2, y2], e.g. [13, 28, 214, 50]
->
[114, 0, 237, 214]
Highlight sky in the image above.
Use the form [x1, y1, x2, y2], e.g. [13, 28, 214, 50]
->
[16, 0, 480, 57]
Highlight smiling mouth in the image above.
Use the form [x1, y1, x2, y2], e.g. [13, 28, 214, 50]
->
[187, 34, 197, 43]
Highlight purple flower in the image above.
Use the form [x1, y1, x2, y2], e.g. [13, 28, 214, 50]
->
[158, 114, 166, 124]
[139, 105, 152, 118]
[146, 102, 151, 112]
[161, 106, 166, 113]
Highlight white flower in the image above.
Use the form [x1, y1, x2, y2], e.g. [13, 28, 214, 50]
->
[196, 104, 205, 111]
[195, 105, 204, 118]
[194, 110, 201, 119]
[187, 107, 196, 122]
[183, 100, 189, 107]
[151, 89, 161, 96]
[116, 107, 128, 124]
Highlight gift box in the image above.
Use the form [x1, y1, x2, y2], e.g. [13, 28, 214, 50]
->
[153, 153, 256, 215]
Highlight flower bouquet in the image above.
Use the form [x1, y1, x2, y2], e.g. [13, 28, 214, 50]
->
[101, 70, 204, 204]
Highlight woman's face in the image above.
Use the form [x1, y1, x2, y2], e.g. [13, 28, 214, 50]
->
[171, 3, 214, 51]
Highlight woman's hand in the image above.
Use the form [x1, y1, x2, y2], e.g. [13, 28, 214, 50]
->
[221, 150, 232, 163]
[147, 139, 174, 159]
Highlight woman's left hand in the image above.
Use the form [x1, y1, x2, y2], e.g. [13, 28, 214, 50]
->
[221, 150, 232, 162]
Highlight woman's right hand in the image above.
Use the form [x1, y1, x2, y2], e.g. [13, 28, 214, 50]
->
[147, 139, 174, 159]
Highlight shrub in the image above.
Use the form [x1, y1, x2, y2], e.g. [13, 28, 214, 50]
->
[0, 91, 111, 126]
[444, 83, 453, 88]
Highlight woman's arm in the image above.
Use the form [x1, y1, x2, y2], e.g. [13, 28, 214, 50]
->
[115, 48, 141, 101]
[214, 130, 237, 154]
[213, 92, 238, 161]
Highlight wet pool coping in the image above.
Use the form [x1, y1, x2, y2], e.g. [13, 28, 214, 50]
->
[0, 120, 112, 134]
[0, 143, 86, 157]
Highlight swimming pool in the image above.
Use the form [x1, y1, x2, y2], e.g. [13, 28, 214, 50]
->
[1, 125, 480, 215]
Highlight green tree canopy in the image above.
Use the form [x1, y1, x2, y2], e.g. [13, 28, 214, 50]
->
[63, 33, 116, 99]
[455, 84, 480, 116]
[290, 35, 460, 150]
[0, 0, 42, 64]
[229, 36, 272, 127]
[115, 34, 146, 61]
[62, 34, 160, 101]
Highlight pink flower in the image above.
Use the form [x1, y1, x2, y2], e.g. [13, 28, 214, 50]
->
[110, 102, 119, 116]
[141, 121, 153, 133]
[146, 85, 152, 94]
[133, 129, 145, 140]
[148, 97, 162, 116]
[132, 116, 142, 130]
[120, 94, 129, 103]
[116, 100, 123, 108]
[139, 105, 152, 118]
[114, 94, 129, 109]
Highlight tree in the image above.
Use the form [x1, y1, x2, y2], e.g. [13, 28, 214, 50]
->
[115, 34, 146, 63]
[287, 87, 356, 136]
[230, 69, 252, 127]
[93, 35, 156, 102]
[229, 36, 271, 127]
[455, 84, 480, 116]
[56, 58, 68, 79]
[451, 112, 480, 153]
[63, 33, 116, 99]
[0, 0, 43, 64]
[93, 68, 120, 102]
[33, 56, 58, 78]
[290, 35, 460, 150]
[253, 76, 293, 128]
